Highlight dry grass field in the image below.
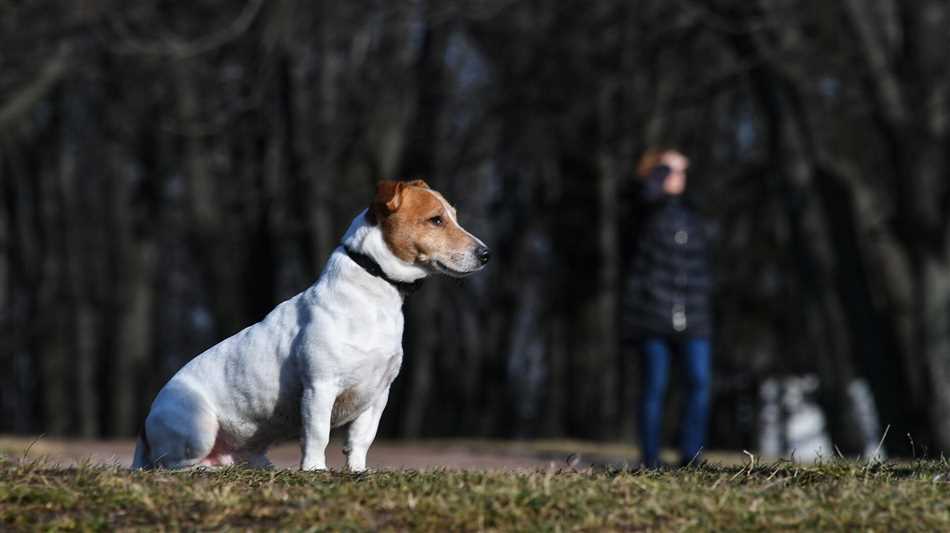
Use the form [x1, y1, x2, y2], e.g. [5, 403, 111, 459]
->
[1, 439, 948, 531]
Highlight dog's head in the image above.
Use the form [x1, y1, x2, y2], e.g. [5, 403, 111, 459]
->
[368, 179, 490, 277]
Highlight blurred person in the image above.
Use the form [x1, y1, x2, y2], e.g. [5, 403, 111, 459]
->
[624, 148, 713, 468]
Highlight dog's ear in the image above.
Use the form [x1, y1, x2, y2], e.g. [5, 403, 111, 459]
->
[368, 180, 404, 224]
[406, 178, 430, 189]
[376, 180, 405, 212]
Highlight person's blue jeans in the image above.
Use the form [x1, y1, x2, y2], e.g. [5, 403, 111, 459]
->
[639, 336, 711, 468]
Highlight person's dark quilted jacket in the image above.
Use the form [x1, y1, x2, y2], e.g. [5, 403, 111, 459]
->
[623, 182, 713, 339]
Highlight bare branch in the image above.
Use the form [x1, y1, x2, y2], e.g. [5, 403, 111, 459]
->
[0, 45, 71, 131]
[841, 0, 909, 127]
[107, 0, 265, 59]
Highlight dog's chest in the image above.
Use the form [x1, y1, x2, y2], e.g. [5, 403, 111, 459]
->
[330, 350, 402, 427]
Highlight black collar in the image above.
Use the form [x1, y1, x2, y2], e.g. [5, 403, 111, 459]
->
[343, 246, 424, 297]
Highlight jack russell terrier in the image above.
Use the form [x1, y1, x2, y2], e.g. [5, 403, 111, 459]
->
[132, 179, 490, 471]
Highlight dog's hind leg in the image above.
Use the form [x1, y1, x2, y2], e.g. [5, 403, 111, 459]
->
[144, 384, 220, 469]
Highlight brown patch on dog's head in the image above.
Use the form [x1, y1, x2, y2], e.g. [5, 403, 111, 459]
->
[368, 179, 488, 275]
[367, 179, 430, 225]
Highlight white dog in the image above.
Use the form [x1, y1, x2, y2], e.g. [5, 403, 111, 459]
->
[132, 180, 490, 471]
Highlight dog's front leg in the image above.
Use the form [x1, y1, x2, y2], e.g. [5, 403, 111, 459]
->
[300, 384, 336, 471]
[343, 388, 390, 472]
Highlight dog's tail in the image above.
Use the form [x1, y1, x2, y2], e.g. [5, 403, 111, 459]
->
[131, 421, 152, 470]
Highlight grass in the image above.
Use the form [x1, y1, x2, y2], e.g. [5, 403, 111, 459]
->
[446, 438, 747, 467]
[1, 456, 949, 531]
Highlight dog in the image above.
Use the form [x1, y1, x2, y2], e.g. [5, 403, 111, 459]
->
[132, 179, 490, 471]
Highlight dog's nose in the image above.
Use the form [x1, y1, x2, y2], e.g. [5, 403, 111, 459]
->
[476, 246, 491, 265]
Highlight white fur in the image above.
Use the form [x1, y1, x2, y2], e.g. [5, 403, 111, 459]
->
[341, 209, 429, 283]
[133, 209, 458, 472]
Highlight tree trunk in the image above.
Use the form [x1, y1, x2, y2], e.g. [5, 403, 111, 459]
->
[111, 223, 156, 436]
[595, 151, 620, 438]
[175, 62, 241, 338]
[921, 253, 950, 449]
[401, 288, 439, 438]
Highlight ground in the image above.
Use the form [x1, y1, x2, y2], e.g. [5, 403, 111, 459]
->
[1, 438, 948, 530]
[0, 436, 743, 470]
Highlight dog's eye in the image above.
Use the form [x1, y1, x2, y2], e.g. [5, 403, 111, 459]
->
[429, 216, 444, 227]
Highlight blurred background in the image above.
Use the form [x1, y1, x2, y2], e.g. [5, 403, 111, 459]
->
[2, 0, 949, 460]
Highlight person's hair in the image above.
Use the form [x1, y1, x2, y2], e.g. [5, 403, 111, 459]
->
[637, 148, 676, 179]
